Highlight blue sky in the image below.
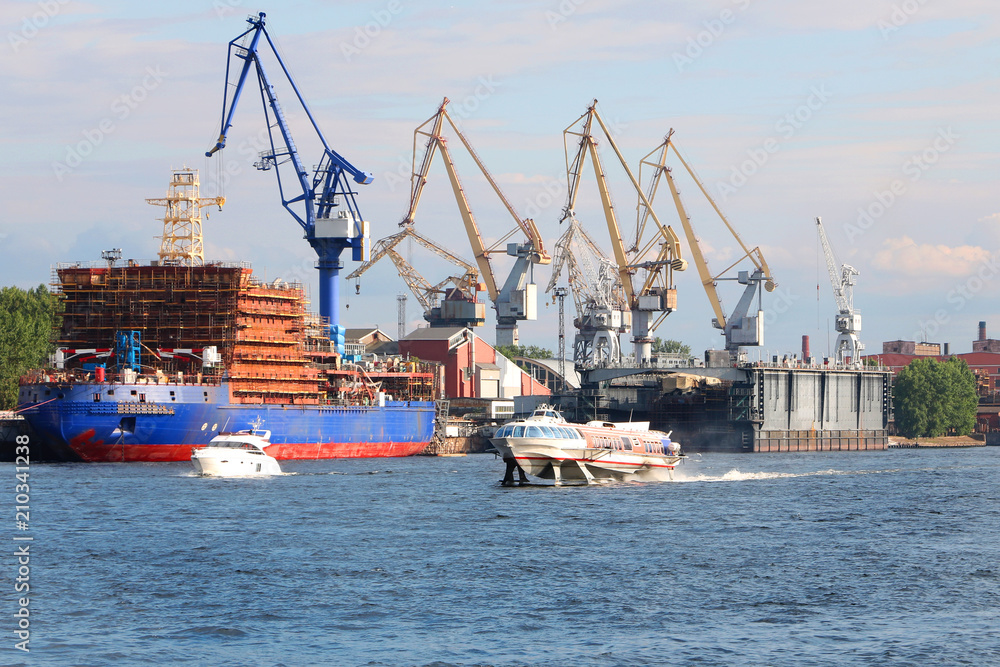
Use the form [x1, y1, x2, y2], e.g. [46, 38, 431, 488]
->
[2, 0, 998, 358]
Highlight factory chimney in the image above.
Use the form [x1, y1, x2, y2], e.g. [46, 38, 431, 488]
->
[979, 321, 987, 342]
[802, 335, 810, 360]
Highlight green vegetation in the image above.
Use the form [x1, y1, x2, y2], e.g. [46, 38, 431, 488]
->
[495, 344, 555, 362]
[651, 338, 691, 356]
[0, 285, 59, 410]
[893, 357, 978, 438]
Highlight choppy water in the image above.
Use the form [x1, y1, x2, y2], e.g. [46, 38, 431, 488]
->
[6, 447, 1000, 666]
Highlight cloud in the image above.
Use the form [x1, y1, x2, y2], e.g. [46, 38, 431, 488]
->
[872, 236, 992, 279]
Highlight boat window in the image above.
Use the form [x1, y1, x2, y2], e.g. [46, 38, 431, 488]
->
[621, 437, 633, 451]
[526, 426, 543, 438]
[513, 426, 525, 438]
[556, 427, 568, 439]
[545, 411, 557, 420]
[540, 426, 554, 438]
[568, 428, 582, 439]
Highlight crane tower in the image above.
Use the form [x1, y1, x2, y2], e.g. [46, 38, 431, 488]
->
[816, 217, 863, 365]
[146, 167, 224, 266]
[640, 129, 776, 362]
[205, 13, 372, 340]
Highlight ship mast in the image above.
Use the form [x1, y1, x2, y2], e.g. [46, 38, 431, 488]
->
[146, 167, 224, 266]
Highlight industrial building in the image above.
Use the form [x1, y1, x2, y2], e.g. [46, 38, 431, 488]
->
[398, 327, 548, 400]
[865, 321, 1000, 435]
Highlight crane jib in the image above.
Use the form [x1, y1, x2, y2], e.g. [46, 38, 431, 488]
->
[204, 11, 373, 339]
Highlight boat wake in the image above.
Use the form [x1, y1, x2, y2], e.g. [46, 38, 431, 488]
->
[674, 468, 851, 483]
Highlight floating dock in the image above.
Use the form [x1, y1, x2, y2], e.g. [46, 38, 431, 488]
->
[536, 362, 892, 453]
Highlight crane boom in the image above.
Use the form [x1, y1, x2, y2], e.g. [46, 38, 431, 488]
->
[558, 100, 687, 365]
[640, 130, 776, 357]
[816, 217, 851, 313]
[204, 12, 373, 338]
[346, 225, 480, 321]
[379, 98, 548, 344]
[816, 216, 863, 365]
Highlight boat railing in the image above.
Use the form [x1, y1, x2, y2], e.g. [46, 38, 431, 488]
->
[19, 368, 225, 387]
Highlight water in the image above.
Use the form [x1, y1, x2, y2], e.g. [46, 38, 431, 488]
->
[7, 447, 1000, 666]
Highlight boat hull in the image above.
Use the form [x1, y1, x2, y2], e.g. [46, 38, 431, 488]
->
[491, 437, 682, 483]
[17, 381, 435, 463]
[191, 448, 282, 476]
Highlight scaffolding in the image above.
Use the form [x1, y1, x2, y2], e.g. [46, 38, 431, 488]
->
[53, 261, 321, 404]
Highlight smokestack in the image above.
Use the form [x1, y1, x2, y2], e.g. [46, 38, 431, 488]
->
[979, 321, 987, 342]
[802, 335, 810, 360]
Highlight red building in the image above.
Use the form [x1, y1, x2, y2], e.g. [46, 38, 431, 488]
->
[398, 327, 549, 400]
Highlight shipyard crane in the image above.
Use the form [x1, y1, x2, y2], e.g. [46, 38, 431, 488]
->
[356, 98, 550, 344]
[816, 216, 863, 365]
[639, 129, 775, 362]
[205, 12, 372, 341]
[347, 224, 485, 327]
[558, 100, 687, 365]
[546, 217, 630, 366]
[146, 167, 225, 266]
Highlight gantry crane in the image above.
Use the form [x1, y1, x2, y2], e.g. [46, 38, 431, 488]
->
[558, 100, 687, 365]
[816, 216, 863, 365]
[347, 224, 485, 327]
[640, 129, 775, 362]
[205, 13, 372, 340]
[546, 217, 631, 367]
[388, 97, 550, 345]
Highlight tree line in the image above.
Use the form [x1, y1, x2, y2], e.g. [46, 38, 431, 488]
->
[0, 285, 59, 410]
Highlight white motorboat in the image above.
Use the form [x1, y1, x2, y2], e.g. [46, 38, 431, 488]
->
[491, 405, 684, 486]
[191, 428, 282, 476]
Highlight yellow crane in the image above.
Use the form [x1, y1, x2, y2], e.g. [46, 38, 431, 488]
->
[639, 129, 776, 360]
[351, 98, 549, 343]
[346, 224, 485, 328]
[406, 98, 551, 345]
[558, 100, 687, 365]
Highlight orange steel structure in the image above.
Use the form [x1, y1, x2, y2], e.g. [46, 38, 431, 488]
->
[54, 261, 321, 404]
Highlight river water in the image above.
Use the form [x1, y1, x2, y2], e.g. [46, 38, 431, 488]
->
[6, 446, 1000, 666]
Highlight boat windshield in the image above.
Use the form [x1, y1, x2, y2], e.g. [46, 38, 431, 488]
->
[213, 441, 261, 451]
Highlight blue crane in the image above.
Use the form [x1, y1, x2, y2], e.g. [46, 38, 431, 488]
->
[206, 12, 373, 341]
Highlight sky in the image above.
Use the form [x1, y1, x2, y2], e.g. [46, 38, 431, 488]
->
[1, 0, 998, 360]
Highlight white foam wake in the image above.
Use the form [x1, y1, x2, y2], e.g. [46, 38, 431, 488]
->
[673, 468, 848, 483]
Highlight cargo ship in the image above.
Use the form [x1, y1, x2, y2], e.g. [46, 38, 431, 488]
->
[16, 259, 437, 462]
[16, 167, 437, 462]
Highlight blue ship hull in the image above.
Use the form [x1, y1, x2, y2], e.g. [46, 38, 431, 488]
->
[17, 379, 435, 462]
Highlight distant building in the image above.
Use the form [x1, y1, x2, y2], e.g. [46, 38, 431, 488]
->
[398, 327, 549, 400]
[345, 327, 394, 352]
[882, 340, 942, 356]
[972, 320, 1000, 353]
[869, 321, 1000, 434]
